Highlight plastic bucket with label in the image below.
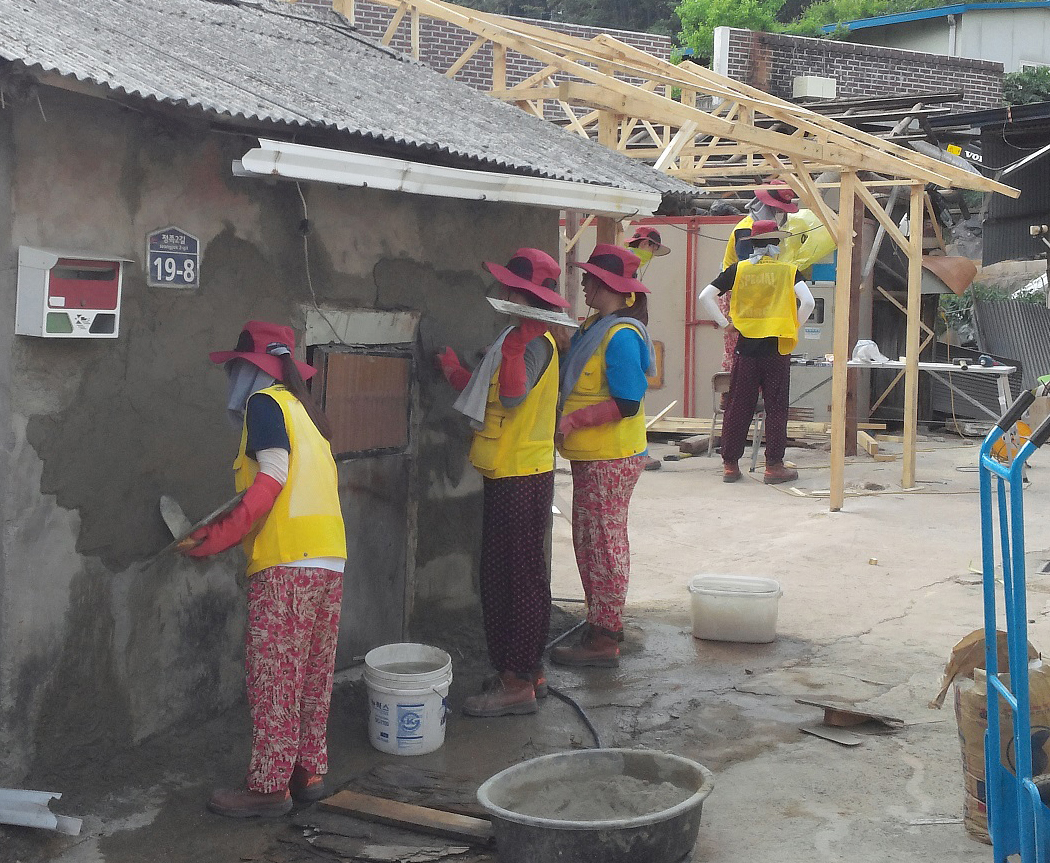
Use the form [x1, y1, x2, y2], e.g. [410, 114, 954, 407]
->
[363, 643, 453, 756]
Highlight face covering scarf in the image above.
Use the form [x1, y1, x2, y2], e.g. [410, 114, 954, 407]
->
[225, 359, 276, 428]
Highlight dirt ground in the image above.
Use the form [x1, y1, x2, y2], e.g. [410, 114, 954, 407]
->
[6, 427, 1050, 863]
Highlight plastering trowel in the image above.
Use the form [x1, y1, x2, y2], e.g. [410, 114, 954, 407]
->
[146, 493, 245, 565]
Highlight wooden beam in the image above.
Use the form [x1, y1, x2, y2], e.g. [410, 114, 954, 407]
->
[381, 3, 408, 45]
[829, 171, 857, 512]
[492, 42, 506, 91]
[444, 35, 486, 78]
[854, 182, 911, 254]
[320, 791, 493, 844]
[902, 184, 924, 488]
[654, 121, 699, 171]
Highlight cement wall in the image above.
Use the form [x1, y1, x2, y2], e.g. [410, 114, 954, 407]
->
[0, 84, 554, 781]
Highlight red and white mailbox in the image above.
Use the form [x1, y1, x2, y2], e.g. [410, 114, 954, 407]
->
[15, 246, 131, 338]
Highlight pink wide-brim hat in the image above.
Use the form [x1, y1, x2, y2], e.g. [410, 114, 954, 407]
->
[484, 248, 569, 308]
[568, 244, 649, 294]
[209, 320, 317, 381]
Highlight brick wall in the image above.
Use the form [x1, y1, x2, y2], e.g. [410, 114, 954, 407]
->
[295, 0, 672, 91]
[718, 28, 1003, 112]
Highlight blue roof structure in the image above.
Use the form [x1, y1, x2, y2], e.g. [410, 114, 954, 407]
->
[821, 1, 1050, 33]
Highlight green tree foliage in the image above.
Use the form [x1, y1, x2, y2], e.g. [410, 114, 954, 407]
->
[1003, 66, 1050, 105]
[676, 0, 783, 61]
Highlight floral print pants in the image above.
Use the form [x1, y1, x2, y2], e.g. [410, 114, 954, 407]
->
[569, 456, 646, 633]
[245, 564, 343, 793]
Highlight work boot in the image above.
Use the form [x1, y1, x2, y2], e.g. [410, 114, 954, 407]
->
[531, 666, 548, 699]
[764, 462, 799, 484]
[289, 764, 327, 803]
[550, 627, 620, 668]
[723, 461, 742, 483]
[462, 671, 537, 717]
[207, 787, 292, 818]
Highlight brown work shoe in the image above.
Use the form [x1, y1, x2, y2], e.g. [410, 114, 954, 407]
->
[289, 764, 327, 803]
[531, 666, 548, 699]
[463, 671, 537, 717]
[723, 462, 742, 483]
[764, 462, 799, 484]
[207, 787, 292, 818]
[550, 628, 620, 668]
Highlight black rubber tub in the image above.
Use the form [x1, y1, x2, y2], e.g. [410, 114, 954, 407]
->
[476, 749, 715, 863]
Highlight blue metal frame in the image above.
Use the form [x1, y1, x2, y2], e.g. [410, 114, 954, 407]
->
[979, 395, 1050, 862]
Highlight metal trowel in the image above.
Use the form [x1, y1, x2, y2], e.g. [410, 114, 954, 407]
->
[146, 492, 245, 565]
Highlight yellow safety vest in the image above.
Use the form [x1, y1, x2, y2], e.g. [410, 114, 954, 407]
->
[729, 259, 800, 356]
[722, 215, 754, 270]
[234, 386, 347, 577]
[558, 319, 648, 462]
[469, 333, 559, 479]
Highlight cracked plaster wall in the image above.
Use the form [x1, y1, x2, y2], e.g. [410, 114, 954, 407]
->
[0, 85, 554, 781]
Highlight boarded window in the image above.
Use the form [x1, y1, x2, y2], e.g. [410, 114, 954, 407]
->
[311, 348, 412, 459]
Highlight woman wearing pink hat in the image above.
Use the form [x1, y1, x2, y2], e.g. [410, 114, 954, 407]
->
[551, 244, 655, 668]
[436, 248, 568, 717]
[180, 321, 347, 818]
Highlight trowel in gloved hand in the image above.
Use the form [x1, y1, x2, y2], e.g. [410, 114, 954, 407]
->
[146, 493, 245, 565]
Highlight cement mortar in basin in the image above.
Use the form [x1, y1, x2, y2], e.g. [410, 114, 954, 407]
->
[476, 749, 715, 863]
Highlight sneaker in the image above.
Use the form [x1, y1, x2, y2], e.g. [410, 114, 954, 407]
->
[549, 628, 620, 668]
[723, 462, 742, 483]
[463, 671, 537, 717]
[207, 787, 292, 819]
[289, 765, 327, 803]
[764, 463, 799, 485]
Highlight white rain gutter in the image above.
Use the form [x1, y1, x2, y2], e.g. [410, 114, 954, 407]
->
[234, 139, 661, 218]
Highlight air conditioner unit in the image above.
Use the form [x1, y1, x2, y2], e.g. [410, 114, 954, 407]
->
[15, 246, 131, 338]
[793, 76, 836, 100]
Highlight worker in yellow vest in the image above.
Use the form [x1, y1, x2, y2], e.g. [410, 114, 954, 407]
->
[718, 180, 800, 399]
[181, 321, 346, 818]
[699, 221, 814, 485]
[625, 225, 670, 275]
[435, 248, 567, 717]
[551, 244, 655, 668]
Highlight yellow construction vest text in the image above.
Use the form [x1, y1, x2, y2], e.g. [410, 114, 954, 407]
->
[729, 259, 800, 355]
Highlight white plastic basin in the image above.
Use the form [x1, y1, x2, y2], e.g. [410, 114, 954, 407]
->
[688, 574, 782, 643]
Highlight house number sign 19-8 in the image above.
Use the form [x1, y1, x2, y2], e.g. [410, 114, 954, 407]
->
[147, 226, 200, 289]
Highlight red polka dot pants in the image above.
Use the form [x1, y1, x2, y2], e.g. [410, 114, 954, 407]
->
[480, 472, 554, 675]
[245, 564, 343, 793]
[569, 455, 646, 633]
[721, 352, 791, 465]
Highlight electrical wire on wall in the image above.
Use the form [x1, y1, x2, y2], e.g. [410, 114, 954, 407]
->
[295, 180, 345, 345]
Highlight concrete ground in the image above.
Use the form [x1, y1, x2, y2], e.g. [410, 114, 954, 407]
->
[6, 429, 1050, 863]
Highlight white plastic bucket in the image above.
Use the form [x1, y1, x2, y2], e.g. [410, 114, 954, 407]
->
[363, 643, 453, 756]
[687, 575, 782, 643]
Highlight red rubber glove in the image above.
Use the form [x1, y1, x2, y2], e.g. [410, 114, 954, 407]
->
[499, 319, 549, 399]
[435, 346, 471, 392]
[558, 399, 624, 438]
[182, 473, 283, 558]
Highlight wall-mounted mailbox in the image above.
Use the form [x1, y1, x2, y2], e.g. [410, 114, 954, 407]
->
[15, 246, 131, 338]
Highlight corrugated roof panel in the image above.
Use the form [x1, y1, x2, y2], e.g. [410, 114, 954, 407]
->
[975, 299, 1050, 389]
[0, 0, 695, 197]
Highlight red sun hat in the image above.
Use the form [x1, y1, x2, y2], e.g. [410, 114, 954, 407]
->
[627, 226, 670, 257]
[209, 320, 317, 381]
[755, 179, 799, 214]
[484, 248, 569, 309]
[750, 219, 789, 241]
[568, 244, 650, 295]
